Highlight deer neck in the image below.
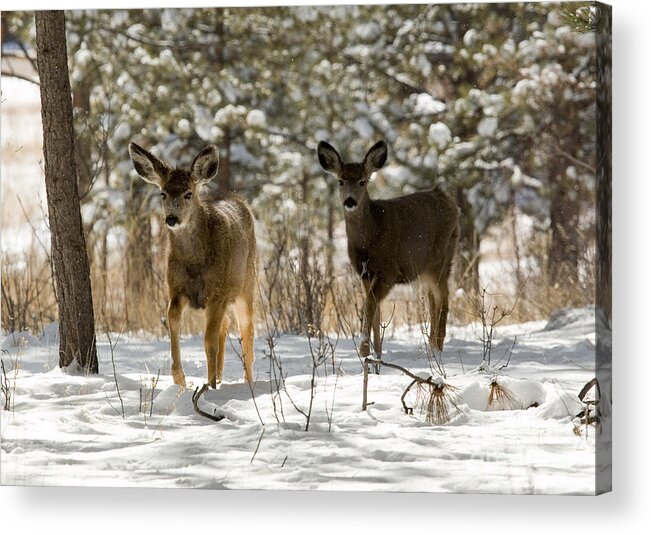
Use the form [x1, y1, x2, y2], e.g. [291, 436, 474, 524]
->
[168, 203, 208, 263]
[343, 192, 376, 247]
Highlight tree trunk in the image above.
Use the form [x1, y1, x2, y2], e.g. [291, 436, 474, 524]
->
[547, 167, 582, 292]
[35, 10, 98, 373]
[72, 83, 93, 199]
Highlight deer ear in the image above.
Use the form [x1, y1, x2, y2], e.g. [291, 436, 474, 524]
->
[129, 142, 168, 187]
[364, 140, 388, 174]
[191, 145, 220, 185]
[317, 141, 342, 175]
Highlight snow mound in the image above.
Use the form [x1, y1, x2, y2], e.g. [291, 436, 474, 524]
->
[1, 331, 40, 350]
[538, 387, 583, 420]
[544, 306, 594, 331]
[153, 385, 195, 416]
[460, 376, 546, 411]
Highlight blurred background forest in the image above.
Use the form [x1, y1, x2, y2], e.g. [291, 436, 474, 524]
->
[1, 2, 600, 338]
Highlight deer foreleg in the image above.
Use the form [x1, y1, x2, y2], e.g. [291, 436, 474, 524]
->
[168, 296, 187, 387]
[362, 277, 390, 358]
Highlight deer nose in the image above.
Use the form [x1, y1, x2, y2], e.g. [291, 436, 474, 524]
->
[165, 215, 179, 227]
[343, 197, 358, 210]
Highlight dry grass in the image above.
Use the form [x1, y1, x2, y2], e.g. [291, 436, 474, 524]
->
[1, 245, 57, 334]
[414, 380, 461, 425]
[487, 378, 521, 410]
[1, 201, 596, 340]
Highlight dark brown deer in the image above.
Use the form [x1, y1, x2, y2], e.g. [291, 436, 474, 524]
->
[317, 140, 458, 358]
[129, 142, 256, 387]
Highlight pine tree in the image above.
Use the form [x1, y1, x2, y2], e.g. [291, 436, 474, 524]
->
[35, 10, 98, 373]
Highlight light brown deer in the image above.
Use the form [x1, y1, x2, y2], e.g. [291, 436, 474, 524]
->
[129, 142, 256, 387]
[317, 140, 458, 358]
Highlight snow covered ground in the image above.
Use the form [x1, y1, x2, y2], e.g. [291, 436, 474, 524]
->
[0, 307, 606, 494]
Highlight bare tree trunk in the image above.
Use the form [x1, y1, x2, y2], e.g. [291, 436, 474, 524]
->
[547, 167, 581, 291]
[35, 10, 98, 373]
[72, 83, 92, 199]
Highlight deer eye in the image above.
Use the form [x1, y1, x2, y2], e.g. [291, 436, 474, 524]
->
[338, 180, 344, 187]
[184, 191, 193, 200]
[160, 192, 167, 200]
[358, 180, 366, 187]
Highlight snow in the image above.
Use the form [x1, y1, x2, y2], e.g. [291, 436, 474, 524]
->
[0, 308, 606, 494]
[428, 122, 451, 150]
[463, 29, 478, 47]
[246, 109, 267, 129]
[413, 93, 446, 116]
[477, 116, 498, 137]
[355, 22, 381, 42]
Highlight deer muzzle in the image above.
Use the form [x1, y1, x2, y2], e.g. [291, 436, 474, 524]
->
[165, 215, 180, 228]
[343, 197, 358, 211]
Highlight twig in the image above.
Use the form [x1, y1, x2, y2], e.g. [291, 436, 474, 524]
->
[250, 428, 265, 464]
[149, 370, 160, 420]
[400, 379, 418, 415]
[106, 327, 125, 419]
[497, 336, 518, 370]
[325, 362, 342, 433]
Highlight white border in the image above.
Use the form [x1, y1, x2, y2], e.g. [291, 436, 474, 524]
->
[2, 0, 649, 533]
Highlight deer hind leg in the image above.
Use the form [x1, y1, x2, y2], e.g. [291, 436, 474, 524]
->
[437, 285, 450, 351]
[168, 295, 187, 387]
[204, 301, 227, 388]
[234, 295, 255, 384]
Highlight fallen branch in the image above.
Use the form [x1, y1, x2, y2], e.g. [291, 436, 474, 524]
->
[192, 383, 225, 422]
[576, 378, 601, 426]
[578, 378, 600, 402]
[400, 379, 418, 415]
[362, 357, 460, 424]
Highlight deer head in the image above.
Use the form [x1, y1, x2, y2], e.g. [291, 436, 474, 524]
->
[317, 140, 388, 213]
[128, 142, 219, 230]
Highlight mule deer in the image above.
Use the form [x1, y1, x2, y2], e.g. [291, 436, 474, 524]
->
[129, 142, 257, 387]
[317, 140, 458, 357]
